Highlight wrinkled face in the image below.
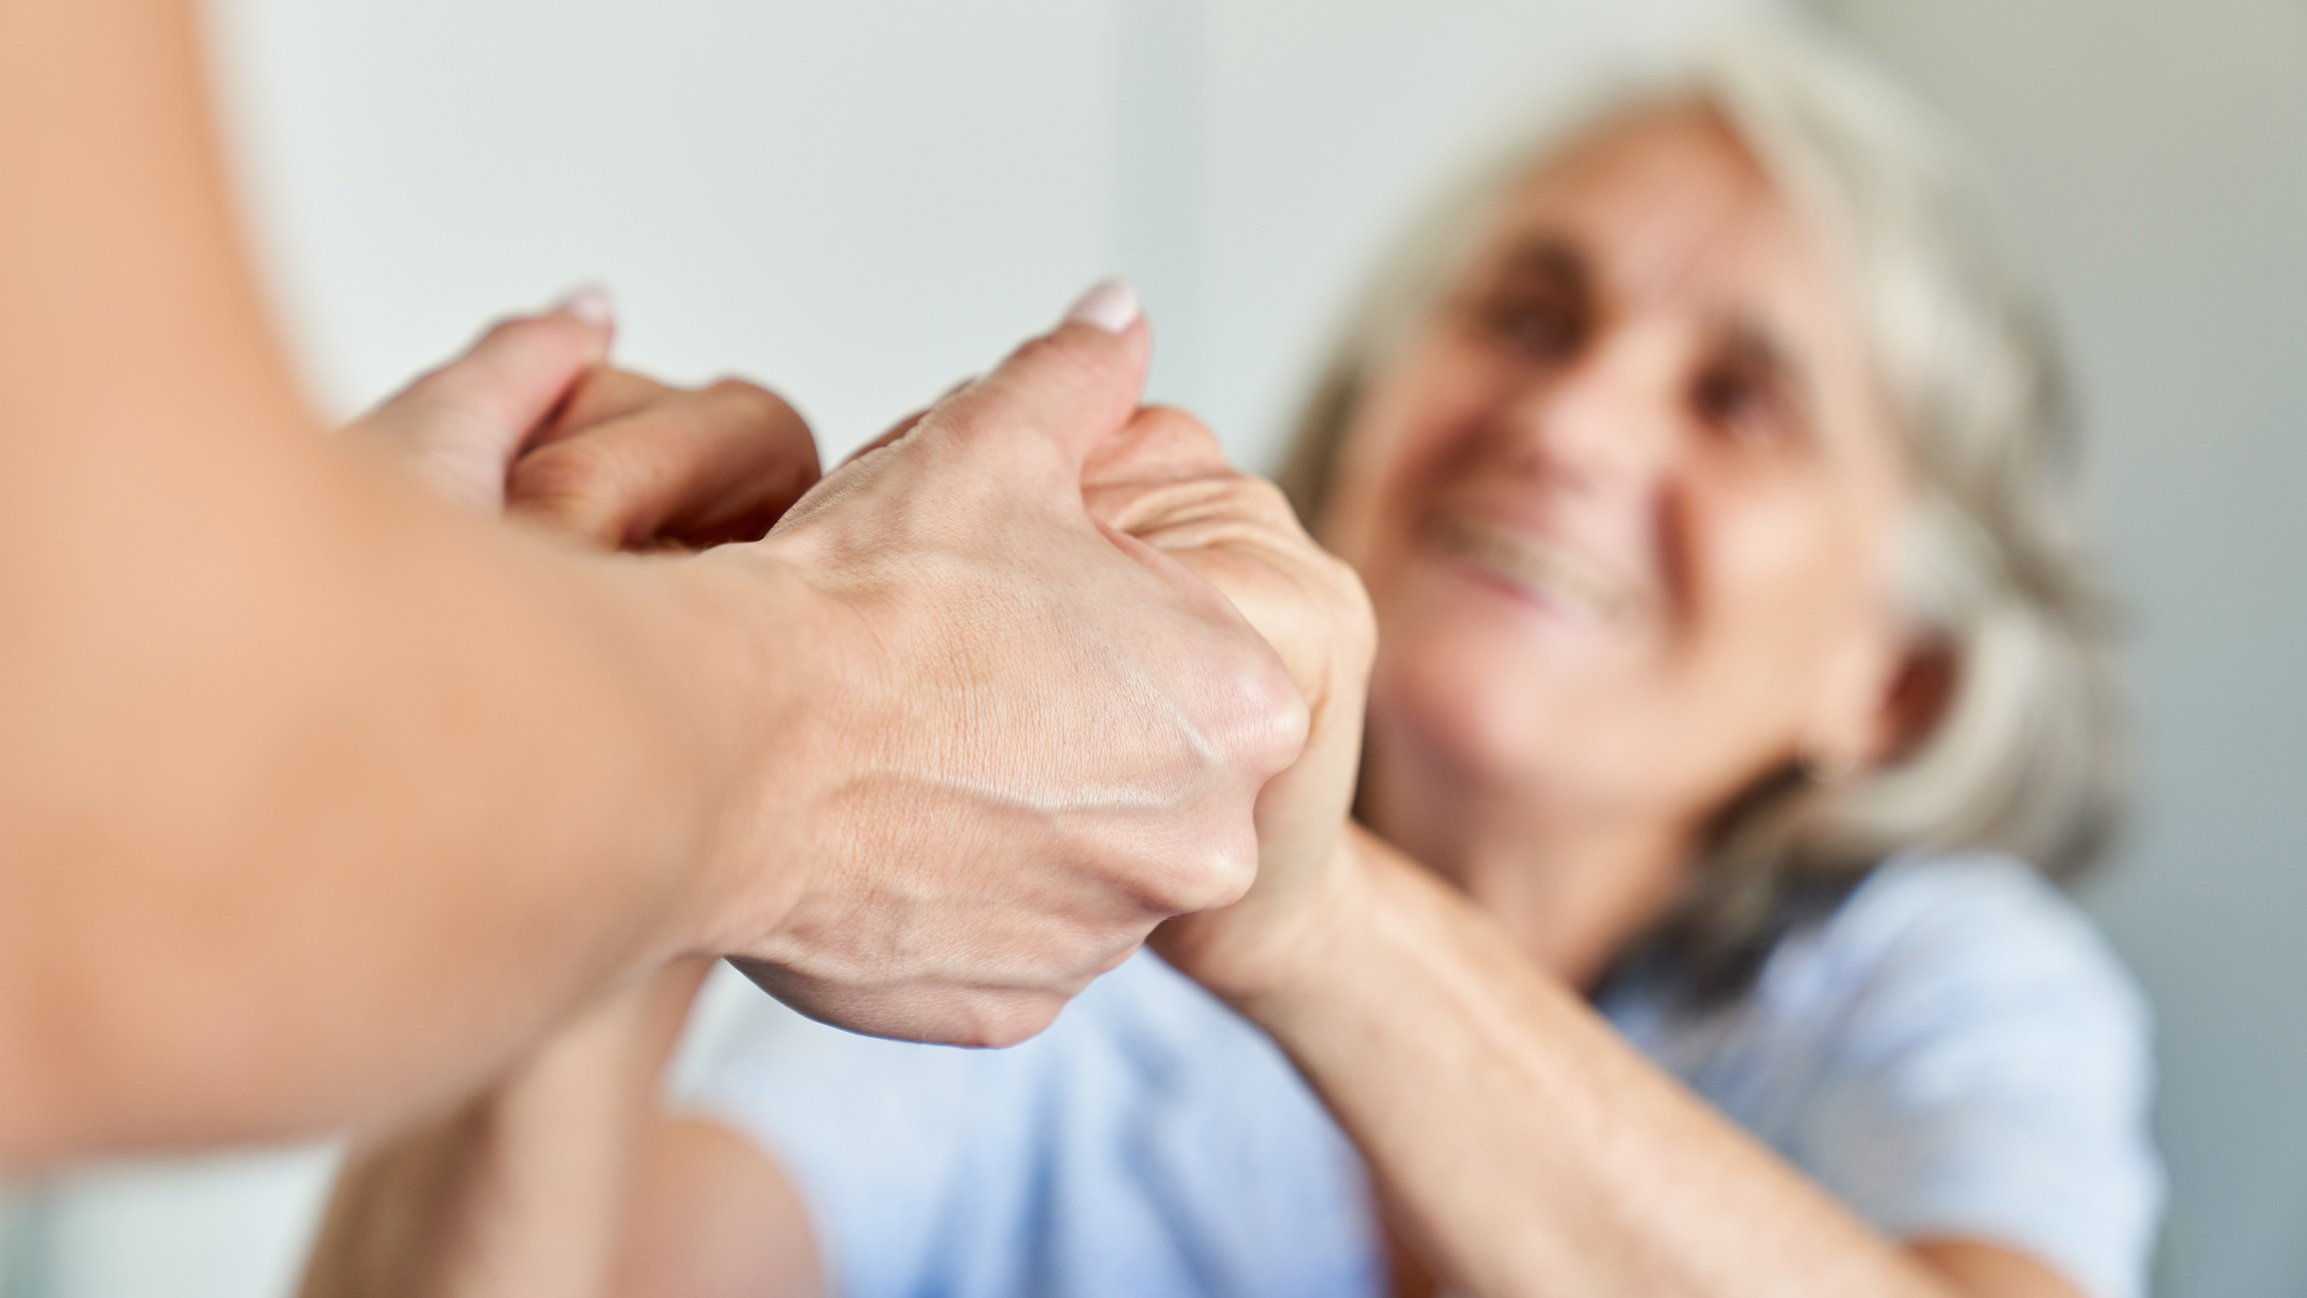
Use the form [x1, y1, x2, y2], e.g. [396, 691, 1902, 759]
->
[1323, 107, 1912, 833]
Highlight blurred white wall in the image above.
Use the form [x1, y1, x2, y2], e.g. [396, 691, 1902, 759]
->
[0, 1, 1744, 1295]
[6, 2, 2302, 1296]
[1812, 5, 2307, 1296]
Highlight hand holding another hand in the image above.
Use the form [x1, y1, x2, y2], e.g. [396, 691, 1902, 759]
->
[720, 286, 1311, 1045]
[351, 284, 1315, 1049]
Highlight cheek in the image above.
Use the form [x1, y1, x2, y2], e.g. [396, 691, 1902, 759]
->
[1672, 486, 1888, 719]
[1321, 344, 1499, 590]
[1364, 487, 1896, 815]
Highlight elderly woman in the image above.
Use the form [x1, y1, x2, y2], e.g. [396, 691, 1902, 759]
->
[303, 24, 2158, 1298]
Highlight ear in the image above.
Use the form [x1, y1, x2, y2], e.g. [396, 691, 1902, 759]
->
[1869, 635, 1957, 766]
[1805, 620, 1955, 775]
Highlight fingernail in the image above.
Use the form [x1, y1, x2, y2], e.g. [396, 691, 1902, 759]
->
[1062, 278, 1141, 334]
[555, 285, 616, 329]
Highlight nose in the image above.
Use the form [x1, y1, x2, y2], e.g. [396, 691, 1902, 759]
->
[1483, 326, 1680, 500]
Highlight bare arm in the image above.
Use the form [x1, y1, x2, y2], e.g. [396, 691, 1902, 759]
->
[0, 0, 809, 1163]
[1213, 827, 2083, 1298]
[299, 368, 1340, 1298]
[299, 960, 713, 1298]
[305, 352, 2097, 1298]
[1091, 420, 2085, 1297]
[301, 961, 820, 1298]
[0, 0, 1300, 1168]
[301, 361, 861, 1298]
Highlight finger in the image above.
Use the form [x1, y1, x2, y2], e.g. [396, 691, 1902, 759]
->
[925, 278, 1151, 478]
[352, 293, 615, 509]
[508, 377, 822, 549]
[1081, 405, 1278, 542]
[1084, 403, 1230, 485]
[532, 366, 676, 452]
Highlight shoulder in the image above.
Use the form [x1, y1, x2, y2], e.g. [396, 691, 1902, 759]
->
[1761, 854, 2162, 1298]
[1779, 852, 2151, 1054]
[1833, 851, 2112, 957]
[1619, 852, 2152, 1078]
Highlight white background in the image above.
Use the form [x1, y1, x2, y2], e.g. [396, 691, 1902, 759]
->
[3, 2, 2303, 1296]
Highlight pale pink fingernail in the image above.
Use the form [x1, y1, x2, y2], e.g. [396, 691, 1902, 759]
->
[1062, 278, 1141, 333]
[555, 285, 615, 329]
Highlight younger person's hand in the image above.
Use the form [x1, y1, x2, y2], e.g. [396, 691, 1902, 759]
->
[346, 292, 821, 550]
[343, 285, 1316, 1050]
[709, 288, 1313, 1047]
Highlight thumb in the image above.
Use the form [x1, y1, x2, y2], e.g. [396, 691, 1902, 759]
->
[930, 279, 1152, 479]
[351, 289, 616, 510]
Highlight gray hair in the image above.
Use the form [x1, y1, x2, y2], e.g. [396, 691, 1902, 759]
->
[1278, 21, 2128, 990]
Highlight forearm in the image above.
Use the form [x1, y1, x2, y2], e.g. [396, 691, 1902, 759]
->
[0, 0, 801, 1162]
[1232, 829, 1956, 1298]
[301, 959, 714, 1298]
[0, 444, 798, 1164]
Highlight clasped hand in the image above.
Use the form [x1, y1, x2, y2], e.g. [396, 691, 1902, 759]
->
[350, 288, 1375, 1045]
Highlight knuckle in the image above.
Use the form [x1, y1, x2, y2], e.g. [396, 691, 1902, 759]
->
[704, 375, 796, 424]
[1203, 831, 1262, 911]
[510, 438, 612, 498]
[710, 378, 823, 473]
[1121, 406, 1229, 477]
[967, 993, 1064, 1049]
[1225, 474, 1298, 528]
[1208, 636, 1310, 779]
[1132, 404, 1221, 452]
[584, 367, 663, 407]
[507, 442, 622, 531]
[1154, 828, 1259, 915]
[1266, 683, 1316, 771]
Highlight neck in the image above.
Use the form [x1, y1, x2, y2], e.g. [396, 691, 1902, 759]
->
[1358, 735, 1697, 991]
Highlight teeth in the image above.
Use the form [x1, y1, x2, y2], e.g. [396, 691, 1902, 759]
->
[1430, 513, 1631, 621]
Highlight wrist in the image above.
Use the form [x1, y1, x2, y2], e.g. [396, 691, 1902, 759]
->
[1196, 824, 1385, 1018]
[611, 543, 832, 958]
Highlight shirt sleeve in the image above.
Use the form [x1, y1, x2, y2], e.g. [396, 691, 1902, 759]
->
[672, 968, 1046, 1298]
[1786, 858, 2165, 1298]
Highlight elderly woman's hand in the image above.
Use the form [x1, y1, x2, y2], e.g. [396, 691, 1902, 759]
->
[346, 294, 821, 550]
[1081, 407, 1378, 1003]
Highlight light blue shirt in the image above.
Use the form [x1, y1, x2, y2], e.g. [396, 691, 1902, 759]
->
[686, 853, 2162, 1298]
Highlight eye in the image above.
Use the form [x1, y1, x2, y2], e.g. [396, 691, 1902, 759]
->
[1690, 354, 1802, 446]
[1474, 285, 1587, 362]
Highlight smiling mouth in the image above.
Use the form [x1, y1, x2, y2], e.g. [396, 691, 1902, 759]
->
[1424, 511, 1639, 624]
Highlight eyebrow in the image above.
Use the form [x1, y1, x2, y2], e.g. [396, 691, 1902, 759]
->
[1499, 236, 1587, 293]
